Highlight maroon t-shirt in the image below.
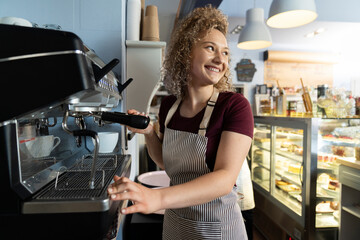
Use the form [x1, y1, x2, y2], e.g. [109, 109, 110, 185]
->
[159, 91, 254, 171]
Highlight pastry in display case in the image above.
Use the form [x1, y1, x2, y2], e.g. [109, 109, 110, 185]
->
[251, 117, 360, 240]
[316, 119, 360, 229]
[252, 124, 271, 191]
[273, 127, 304, 215]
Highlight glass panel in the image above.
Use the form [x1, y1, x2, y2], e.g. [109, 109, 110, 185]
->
[273, 126, 303, 216]
[18, 120, 61, 182]
[252, 123, 271, 191]
[315, 119, 349, 228]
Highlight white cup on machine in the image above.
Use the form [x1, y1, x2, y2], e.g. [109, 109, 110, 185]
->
[0, 17, 33, 27]
[92, 132, 119, 153]
[25, 135, 61, 158]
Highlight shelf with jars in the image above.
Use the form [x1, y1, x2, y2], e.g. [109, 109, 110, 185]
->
[251, 116, 360, 240]
[254, 84, 360, 119]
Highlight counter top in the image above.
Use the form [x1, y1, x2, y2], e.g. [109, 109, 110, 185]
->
[336, 158, 360, 170]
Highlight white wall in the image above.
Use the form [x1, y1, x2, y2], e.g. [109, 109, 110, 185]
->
[226, 18, 360, 103]
[0, 0, 124, 75]
[228, 41, 264, 106]
[227, 39, 360, 104]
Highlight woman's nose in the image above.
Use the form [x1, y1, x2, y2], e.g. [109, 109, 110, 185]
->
[213, 50, 226, 64]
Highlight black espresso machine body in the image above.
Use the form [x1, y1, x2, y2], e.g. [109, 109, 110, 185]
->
[0, 24, 146, 239]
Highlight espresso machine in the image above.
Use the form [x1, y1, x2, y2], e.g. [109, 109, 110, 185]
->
[0, 24, 149, 239]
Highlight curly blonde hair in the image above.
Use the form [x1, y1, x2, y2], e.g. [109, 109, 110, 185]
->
[162, 5, 233, 98]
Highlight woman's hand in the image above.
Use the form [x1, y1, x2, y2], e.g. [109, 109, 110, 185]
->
[126, 109, 153, 135]
[127, 109, 164, 169]
[107, 176, 162, 215]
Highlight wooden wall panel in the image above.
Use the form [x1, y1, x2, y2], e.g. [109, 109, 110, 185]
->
[264, 61, 333, 88]
[263, 51, 335, 88]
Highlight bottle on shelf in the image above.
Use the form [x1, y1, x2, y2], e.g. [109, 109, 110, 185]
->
[300, 78, 313, 117]
[275, 80, 287, 116]
[317, 84, 328, 117]
[347, 95, 356, 117]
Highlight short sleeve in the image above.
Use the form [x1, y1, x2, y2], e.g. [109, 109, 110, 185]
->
[223, 94, 254, 139]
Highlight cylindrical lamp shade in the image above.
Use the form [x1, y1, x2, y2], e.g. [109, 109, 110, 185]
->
[267, 0, 317, 28]
[237, 8, 272, 50]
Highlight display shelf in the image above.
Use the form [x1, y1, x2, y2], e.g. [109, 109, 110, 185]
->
[316, 213, 339, 228]
[321, 137, 357, 147]
[316, 194, 336, 201]
[273, 187, 302, 215]
[126, 40, 166, 114]
[250, 117, 359, 239]
[254, 162, 270, 171]
[275, 148, 303, 163]
[275, 170, 302, 187]
[317, 167, 337, 174]
[253, 144, 270, 152]
[339, 164, 360, 240]
[253, 144, 303, 164]
[154, 91, 169, 96]
[342, 206, 360, 219]
[276, 131, 304, 139]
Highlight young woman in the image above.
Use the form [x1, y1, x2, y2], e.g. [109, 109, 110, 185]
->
[108, 6, 254, 239]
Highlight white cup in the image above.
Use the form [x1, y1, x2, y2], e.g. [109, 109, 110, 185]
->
[25, 135, 61, 158]
[0, 17, 33, 27]
[93, 132, 119, 153]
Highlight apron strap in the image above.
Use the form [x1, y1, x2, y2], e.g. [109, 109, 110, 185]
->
[198, 88, 219, 136]
[165, 98, 182, 128]
[164, 88, 220, 136]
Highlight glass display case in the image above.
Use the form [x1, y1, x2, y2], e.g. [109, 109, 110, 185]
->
[251, 116, 360, 240]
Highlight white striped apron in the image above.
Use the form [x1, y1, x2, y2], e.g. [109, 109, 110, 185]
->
[162, 89, 248, 240]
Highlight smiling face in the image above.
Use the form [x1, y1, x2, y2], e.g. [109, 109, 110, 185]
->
[189, 29, 229, 88]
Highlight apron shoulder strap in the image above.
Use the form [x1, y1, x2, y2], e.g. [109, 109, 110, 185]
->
[164, 98, 182, 128]
[198, 88, 219, 136]
[164, 88, 220, 135]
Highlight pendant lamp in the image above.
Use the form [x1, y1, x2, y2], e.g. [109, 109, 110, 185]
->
[237, 8, 272, 50]
[267, 0, 317, 28]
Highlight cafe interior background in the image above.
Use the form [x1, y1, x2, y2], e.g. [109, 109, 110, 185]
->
[2, 0, 360, 107]
[1, 0, 360, 240]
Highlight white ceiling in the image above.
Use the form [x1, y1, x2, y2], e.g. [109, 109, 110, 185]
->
[220, 0, 360, 55]
[219, 0, 360, 22]
[150, 0, 360, 56]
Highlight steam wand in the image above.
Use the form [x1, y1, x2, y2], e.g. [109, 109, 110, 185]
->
[62, 110, 99, 189]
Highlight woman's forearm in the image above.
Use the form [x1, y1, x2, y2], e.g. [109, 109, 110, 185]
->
[158, 169, 236, 210]
[144, 129, 164, 169]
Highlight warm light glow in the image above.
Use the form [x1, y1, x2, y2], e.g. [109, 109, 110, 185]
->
[237, 40, 272, 50]
[267, 10, 318, 28]
[304, 27, 326, 38]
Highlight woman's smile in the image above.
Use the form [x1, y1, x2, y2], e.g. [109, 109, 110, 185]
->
[205, 65, 221, 73]
[190, 28, 229, 86]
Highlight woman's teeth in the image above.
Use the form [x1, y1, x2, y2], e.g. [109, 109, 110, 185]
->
[207, 66, 220, 72]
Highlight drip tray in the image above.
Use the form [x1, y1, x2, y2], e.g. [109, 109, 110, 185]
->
[35, 154, 124, 200]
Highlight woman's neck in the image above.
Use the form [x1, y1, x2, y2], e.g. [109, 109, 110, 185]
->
[180, 86, 214, 118]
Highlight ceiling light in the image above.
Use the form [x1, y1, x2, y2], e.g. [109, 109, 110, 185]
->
[237, 8, 272, 50]
[304, 27, 326, 38]
[267, 0, 318, 29]
[231, 25, 243, 34]
[305, 32, 315, 38]
[315, 27, 325, 34]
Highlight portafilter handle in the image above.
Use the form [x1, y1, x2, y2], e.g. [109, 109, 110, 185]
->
[101, 112, 150, 129]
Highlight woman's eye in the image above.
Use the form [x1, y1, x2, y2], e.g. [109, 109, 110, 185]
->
[206, 46, 214, 51]
[223, 51, 229, 56]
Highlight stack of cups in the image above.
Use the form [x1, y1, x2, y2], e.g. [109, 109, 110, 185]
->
[142, 5, 159, 41]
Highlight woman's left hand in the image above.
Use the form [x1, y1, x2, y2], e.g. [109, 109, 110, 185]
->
[107, 176, 162, 215]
